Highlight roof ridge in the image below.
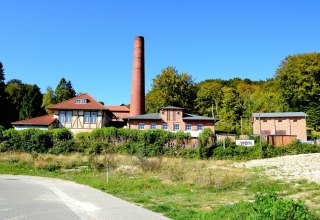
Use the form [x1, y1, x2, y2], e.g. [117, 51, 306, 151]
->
[47, 93, 106, 110]
[47, 93, 89, 109]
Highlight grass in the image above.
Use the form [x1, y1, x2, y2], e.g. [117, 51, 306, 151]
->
[0, 152, 319, 219]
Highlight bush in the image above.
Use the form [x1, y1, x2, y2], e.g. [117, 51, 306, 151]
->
[2, 129, 21, 150]
[198, 128, 215, 158]
[6, 129, 52, 153]
[253, 193, 317, 220]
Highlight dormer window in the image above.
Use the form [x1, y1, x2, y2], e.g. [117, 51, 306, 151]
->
[76, 99, 87, 104]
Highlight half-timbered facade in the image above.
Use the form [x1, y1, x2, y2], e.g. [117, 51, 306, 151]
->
[46, 93, 112, 133]
[11, 93, 130, 133]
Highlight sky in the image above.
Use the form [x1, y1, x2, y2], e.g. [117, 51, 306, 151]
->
[1, 0, 320, 105]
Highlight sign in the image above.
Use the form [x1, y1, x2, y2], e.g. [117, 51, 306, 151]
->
[236, 140, 255, 146]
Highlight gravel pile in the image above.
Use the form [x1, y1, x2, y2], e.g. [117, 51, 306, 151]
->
[235, 153, 320, 184]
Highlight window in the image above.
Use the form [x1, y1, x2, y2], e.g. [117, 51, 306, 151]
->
[278, 119, 282, 122]
[84, 111, 98, 123]
[186, 124, 192, 131]
[263, 119, 267, 123]
[66, 111, 72, 123]
[59, 111, 65, 123]
[76, 99, 87, 104]
[91, 112, 97, 123]
[162, 123, 168, 130]
[197, 124, 203, 131]
[84, 112, 91, 123]
[174, 124, 180, 131]
[150, 123, 156, 129]
[293, 119, 297, 122]
[138, 123, 145, 130]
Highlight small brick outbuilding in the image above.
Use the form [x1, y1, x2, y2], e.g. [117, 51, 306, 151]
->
[252, 112, 307, 141]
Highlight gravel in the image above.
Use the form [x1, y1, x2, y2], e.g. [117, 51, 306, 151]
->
[234, 153, 320, 184]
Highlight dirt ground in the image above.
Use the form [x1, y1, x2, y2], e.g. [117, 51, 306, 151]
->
[234, 153, 320, 184]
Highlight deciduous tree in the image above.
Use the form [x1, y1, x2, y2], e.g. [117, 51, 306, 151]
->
[42, 86, 55, 112]
[145, 67, 197, 113]
[19, 84, 44, 120]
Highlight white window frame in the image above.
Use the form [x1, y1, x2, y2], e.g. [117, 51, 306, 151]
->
[91, 112, 97, 123]
[150, 123, 156, 129]
[84, 111, 91, 123]
[197, 124, 203, 131]
[59, 111, 66, 123]
[65, 111, 72, 123]
[162, 123, 168, 130]
[174, 123, 180, 131]
[186, 124, 192, 131]
[138, 123, 145, 130]
[76, 99, 87, 104]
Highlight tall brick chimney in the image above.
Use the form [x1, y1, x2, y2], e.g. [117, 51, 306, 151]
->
[129, 36, 145, 116]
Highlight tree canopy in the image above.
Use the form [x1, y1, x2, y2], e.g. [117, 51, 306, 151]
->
[0, 62, 9, 126]
[275, 52, 320, 129]
[55, 78, 76, 103]
[145, 66, 197, 113]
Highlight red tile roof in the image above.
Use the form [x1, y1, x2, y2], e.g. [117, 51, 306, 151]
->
[111, 112, 130, 121]
[47, 93, 107, 110]
[12, 114, 56, 126]
[105, 105, 129, 112]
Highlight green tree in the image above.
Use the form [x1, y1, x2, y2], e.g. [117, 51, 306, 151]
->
[19, 84, 44, 120]
[0, 62, 9, 127]
[275, 52, 320, 129]
[5, 80, 26, 123]
[145, 67, 197, 113]
[217, 87, 243, 133]
[42, 86, 55, 112]
[55, 78, 76, 103]
[275, 53, 320, 111]
[195, 80, 223, 117]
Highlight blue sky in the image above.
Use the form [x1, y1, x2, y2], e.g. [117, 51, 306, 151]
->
[1, 0, 320, 105]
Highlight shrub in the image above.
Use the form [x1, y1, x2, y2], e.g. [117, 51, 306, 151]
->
[2, 129, 21, 150]
[253, 193, 317, 220]
[48, 129, 74, 154]
[16, 129, 52, 153]
[198, 128, 215, 158]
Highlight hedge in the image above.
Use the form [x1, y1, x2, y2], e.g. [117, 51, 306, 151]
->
[1, 128, 320, 160]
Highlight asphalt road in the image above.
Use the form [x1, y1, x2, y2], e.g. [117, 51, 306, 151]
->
[0, 174, 170, 220]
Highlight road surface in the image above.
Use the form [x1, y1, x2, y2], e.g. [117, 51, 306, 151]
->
[0, 174, 169, 220]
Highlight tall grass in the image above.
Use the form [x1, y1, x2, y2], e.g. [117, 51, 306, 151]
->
[0, 152, 318, 219]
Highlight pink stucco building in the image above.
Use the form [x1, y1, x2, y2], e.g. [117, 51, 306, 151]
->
[126, 106, 218, 137]
[252, 112, 307, 141]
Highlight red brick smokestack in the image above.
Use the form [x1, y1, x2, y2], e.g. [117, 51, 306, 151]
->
[130, 36, 145, 116]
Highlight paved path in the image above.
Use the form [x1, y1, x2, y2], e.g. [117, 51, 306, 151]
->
[0, 175, 169, 220]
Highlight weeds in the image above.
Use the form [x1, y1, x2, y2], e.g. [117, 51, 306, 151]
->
[0, 152, 319, 219]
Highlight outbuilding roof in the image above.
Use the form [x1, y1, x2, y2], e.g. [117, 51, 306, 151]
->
[126, 113, 162, 120]
[159, 106, 184, 110]
[11, 114, 56, 126]
[182, 113, 219, 121]
[126, 111, 219, 122]
[252, 112, 307, 118]
[105, 105, 129, 112]
[47, 93, 107, 110]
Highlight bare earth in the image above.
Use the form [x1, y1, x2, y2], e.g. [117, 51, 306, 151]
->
[235, 153, 320, 184]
